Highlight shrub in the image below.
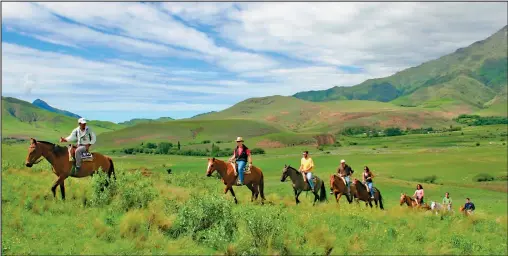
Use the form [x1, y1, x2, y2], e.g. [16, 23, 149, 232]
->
[202, 140, 211, 144]
[169, 194, 236, 250]
[250, 148, 266, 155]
[89, 170, 118, 207]
[116, 171, 158, 211]
[416, 175, 438, 184]
[385, 127, 403, 136]
[476, 142, 480, 147]
[473, 173, 495, 182]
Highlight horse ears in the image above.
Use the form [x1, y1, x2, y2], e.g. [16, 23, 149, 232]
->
[212, 157, 215, 161]
[30, 138, 36, 144]
[284, 164, 287, 167]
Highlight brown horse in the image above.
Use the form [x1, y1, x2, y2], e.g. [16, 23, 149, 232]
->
[25, 138, 116, 200]
[206, 157, 265, 204]
[329, 174, 354, 205]
[399, 193, 431, 210]
[350, 179, 384, 210]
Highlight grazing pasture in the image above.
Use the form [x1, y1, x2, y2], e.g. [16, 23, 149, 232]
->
[1, 125, 507, 255]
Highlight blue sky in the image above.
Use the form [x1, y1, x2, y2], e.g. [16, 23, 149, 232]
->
[2, 2, 507, 123]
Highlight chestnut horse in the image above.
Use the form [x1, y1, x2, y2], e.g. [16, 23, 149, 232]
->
[400, 193, 431, 210]
[206, 157, 265, 204]
[329, 174, 354, 205]
[25, 138, 115, 200]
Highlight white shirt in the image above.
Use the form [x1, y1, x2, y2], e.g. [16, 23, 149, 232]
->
[65, 126, 97, 145]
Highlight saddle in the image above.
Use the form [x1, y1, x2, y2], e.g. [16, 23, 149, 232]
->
[68, 145, 94, 162]
[230, 161, 251, 176]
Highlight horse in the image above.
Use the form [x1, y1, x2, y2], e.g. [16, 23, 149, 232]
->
[206, 157, 265, 204]
[24, 138, 116, 200]
[351, 178, 384, 210]
[430, 201, 444, 215]
[400, 193, 431, 210]
[329, 174, 354, 205]
[459, 206, 474, 216]
[280, 165, 327, 205]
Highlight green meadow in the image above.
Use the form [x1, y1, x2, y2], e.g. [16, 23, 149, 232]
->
[2, 125, 507, 255]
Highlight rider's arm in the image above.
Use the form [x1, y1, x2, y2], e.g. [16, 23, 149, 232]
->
[89, 130, 97, 145]
[308, 158, 314, 172]
[65, 128, 78, 142]
[247, 149, 252, 165]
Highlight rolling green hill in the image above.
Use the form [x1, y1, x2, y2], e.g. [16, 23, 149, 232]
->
[191, 95, 456, 133]
[118, 117, 174, 126]
[294, 26, 508, 112]
[2, 97, 122, 140]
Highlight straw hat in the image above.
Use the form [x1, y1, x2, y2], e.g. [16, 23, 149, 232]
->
[236, 137, 244, 142]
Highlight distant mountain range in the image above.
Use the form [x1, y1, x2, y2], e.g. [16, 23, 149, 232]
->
[118, 117, 174, 126]
[293, 26, 507, 111]
[32, 99, 81, 118]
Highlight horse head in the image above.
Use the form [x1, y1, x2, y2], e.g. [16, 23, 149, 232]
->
[25, 138, 43, 167]
[399, 193, 407, 206]
[206, 157, 216, 177]
[281, 164, 290, 182]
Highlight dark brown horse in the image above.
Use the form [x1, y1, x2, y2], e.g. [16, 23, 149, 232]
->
[25, 138, 116, 200]
[281, 165, 327, 205]
[206, 157, 265, 204]
[400, 193, 431, 210]
[329, 174, 354, 205]
[351, 178, 384, 210]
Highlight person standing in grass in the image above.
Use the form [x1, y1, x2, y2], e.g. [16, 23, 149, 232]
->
[228, 137, 252, 186]
[413, 184, 425, 205]
[299, 151, 315, 192]
[442, 192, 452, 211]
[463, 198, 476, 214]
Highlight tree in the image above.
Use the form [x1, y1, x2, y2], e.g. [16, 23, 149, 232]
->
[177, 141, 181, 150]
[158, 142, 173, 154]
[384, 127, 402, 137]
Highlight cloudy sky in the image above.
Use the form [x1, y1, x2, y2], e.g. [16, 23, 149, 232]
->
[2, 2, 507, 122]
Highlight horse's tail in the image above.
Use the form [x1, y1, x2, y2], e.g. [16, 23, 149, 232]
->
[378, 189, 384, 210]
[259, 171, 266, 200]
[319, 180, 327, 202]
[108, 157, 116, 180]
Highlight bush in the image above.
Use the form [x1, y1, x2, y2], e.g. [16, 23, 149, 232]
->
[169, 194, 236, 250]
[476, 142, 480, 147]
[385, 127, 403, 136]
[202, 140, 211, 144]
[473, 173, 495, 182]
[250, 148, 265, 155]
[90, 170, 118, 207]
[416, 175, 438, 184]
[116, 171, 158, 211]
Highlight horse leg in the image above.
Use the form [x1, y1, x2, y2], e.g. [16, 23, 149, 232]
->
[313, 191, 319, 206]
[51, 176, 66, 200]
[229, 187, 238, 204]
[295, 190, 302, 204]
[60, 179, 66, 200]
[246, 184, 255, 202]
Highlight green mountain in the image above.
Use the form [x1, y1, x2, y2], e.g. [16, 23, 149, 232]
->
[2, 97, 122, 140]
[294, 26, 508, 113]
[118, 117, 174, 126]
[32, 99, 81, 119]
[191, 95, 454, 133]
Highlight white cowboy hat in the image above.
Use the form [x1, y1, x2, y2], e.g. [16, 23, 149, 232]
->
[340, 159, 346, 163]
[236, 137, 244, 142]
[78, 118, 87, 124]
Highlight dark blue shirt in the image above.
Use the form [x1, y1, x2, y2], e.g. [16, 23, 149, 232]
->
[464, 202, 475, 210]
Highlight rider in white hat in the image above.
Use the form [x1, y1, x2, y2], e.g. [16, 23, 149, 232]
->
[228, 136, 252, 186]
[60, 117, 96, 174]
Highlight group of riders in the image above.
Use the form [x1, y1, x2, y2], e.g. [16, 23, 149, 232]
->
[62, 118, 477, 213]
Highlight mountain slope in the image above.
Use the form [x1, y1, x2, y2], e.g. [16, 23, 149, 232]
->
[118, 117, 174, 126]
[294, 26, 508, 111]
[191, 95, 455, 133]
[2, 97, 122, 140]
[32, 99, 81, 119]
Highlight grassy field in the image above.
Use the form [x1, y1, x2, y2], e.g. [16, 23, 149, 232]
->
[2, 124, 507, 255]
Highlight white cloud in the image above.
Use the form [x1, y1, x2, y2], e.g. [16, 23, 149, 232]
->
[2, 2, 507, 120]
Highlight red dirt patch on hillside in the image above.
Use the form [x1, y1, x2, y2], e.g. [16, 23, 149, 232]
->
[265, 115, 279, 122]
[313, 134, 336, 146]
[256, 139, 285, 148]
[129, 167, 152, 177]
[280, 111, 289, 115]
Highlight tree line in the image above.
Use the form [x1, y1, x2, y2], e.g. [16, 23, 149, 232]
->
[118, 141, 265, 157]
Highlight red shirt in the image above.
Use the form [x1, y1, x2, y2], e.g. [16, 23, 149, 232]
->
[234, 146, 251, 156]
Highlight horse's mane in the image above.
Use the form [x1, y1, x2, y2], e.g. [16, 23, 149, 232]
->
[37, 141, 68, 157]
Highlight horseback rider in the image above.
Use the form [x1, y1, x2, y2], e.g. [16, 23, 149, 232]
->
[59, 118, 96, 174]
[363, 166, 375, 199]
[228, 137, 252, 186]
[412, 184, 425, 206]
[336, 159, 354, 196]
[299, 151, 315, 192]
